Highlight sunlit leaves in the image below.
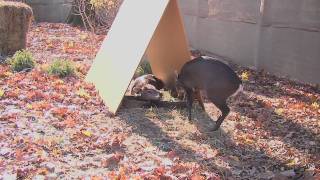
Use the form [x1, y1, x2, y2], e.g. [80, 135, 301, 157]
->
[80, 34, 89, 41]
[0, 88, 4, 98]
[26, 103, 33, 109]
[76, 88, 90, 99]
[311, 102, 319, 109]
[241, 71, 250, 81]
[274, 108, 284, 116]
[0, 70, 13, 78]
[82, 130, 93, 137]
[90, 0, 116, 8]
[63, 41, 76, 53]
[285, 158, 300, 167]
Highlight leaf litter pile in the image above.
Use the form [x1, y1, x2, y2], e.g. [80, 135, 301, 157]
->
[0, 23, 319, 179]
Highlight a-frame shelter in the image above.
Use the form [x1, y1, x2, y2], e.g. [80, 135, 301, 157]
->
[86, 0, 191, 114]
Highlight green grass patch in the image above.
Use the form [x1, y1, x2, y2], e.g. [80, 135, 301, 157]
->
[47, 59, 76, 78]
[9, 50, 35, 72]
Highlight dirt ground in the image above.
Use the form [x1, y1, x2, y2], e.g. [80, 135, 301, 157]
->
[0, 23, 319, 179]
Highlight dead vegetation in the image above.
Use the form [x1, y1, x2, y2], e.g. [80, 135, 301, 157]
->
[0, 23, 319, 179]
[67, 0, 123, 34]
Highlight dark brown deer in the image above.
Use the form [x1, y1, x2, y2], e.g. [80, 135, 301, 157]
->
[177, 56, 243, 131]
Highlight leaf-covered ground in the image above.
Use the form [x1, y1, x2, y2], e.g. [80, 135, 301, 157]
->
[0, 23, 319, 179]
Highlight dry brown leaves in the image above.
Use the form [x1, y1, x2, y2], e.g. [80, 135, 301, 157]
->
[0, 23, 319, 179]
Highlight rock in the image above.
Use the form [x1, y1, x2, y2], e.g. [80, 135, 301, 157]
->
[0, 1, 33, 55]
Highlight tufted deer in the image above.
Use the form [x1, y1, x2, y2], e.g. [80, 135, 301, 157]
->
[177, 56, 242, 131]
[130, 74, 164, 101]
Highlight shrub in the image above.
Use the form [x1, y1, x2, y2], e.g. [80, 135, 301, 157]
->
[9, 50, 35, 72]
[47, 59, 76, 78]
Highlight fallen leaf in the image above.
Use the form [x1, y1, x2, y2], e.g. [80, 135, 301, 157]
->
[63, 41, 76, 53]
[119, 166, 127, 178]
[53, 79, 64, 86]
[63, 117, 76, 128]
[153, 166, 166, 176]
[107, 1, 115, 7]
[241, 71, 250, 81]
[286, 158, 299, 166]
[167, 150, 177, 159]
[82, 130, 92, 137]
[5, 88, 20, 98]
[275, 108, 284, 116]
[76, 88, 90, 99]
[171, 163, 189, 173]
[26, 103, 33, 109]
[91, 176, 103, 180]
[15, 149, 24, 161]
[32, 101, 52, 111]
[47, 43, 54, 49]
[37, 168, 49, 175]
[311, 102, 319, 109]
[244, 137, 255, 144]
[3, 71, 13, 77]
[101, 153, 124, 168]
[80, 34, 88, 40]
[229, 155, 240, 162]
[0, 88, 4, 98]
[52, 107, 68, 117]
[191, 174, 205, 180]
[52, 148, 61, 157]
[26, 90, 45, 101]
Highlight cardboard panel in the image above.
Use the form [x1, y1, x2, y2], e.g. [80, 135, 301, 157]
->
[86, 0, 170, 114]
[146, 0, 191, 85]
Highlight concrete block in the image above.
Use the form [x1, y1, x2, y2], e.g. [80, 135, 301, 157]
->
[259, 27, 320, 84]
[26, 0, 73, 22]
[207, 0, 260, 23]
[197, 18, 258, 67]
[263, 0, 320, 30]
